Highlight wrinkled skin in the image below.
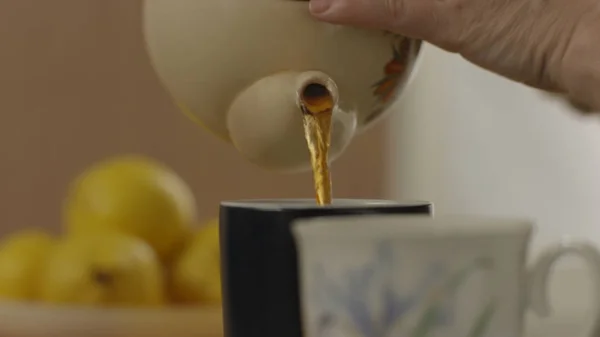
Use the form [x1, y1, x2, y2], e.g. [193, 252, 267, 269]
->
[309, 0, 600, 111]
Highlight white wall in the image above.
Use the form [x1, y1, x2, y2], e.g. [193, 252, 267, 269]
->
[387, 44, 600, 254]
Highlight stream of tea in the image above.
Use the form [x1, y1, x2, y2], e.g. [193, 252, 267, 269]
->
[299, 83, 334, 206]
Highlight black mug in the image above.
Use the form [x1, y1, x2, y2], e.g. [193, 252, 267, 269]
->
[219, 199, 432, 337]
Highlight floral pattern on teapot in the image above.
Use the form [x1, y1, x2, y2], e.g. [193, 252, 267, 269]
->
[372, 36, 412, 103]
[367, 35, 416, 123]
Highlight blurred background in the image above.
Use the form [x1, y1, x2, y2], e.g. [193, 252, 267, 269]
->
[2, 1, 600, 333]
[4, 0, 600, 254]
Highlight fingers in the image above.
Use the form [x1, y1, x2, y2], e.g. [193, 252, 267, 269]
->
[309, 0, 439, 39]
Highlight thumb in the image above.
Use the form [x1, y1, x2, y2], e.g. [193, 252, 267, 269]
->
[309, 0, 436, 37]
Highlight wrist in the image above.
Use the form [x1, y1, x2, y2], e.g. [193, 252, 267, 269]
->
[561, 3, 600, 113]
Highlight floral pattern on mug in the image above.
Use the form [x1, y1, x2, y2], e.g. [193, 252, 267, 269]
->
[308, 240, 497, 337]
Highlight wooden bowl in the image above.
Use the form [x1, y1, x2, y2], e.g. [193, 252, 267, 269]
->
[0, 303, 223, 337]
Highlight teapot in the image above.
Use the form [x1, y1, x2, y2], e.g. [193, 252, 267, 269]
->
[143, 0, 422, 172]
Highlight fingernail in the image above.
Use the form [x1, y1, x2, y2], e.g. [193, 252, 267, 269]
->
[309, 0, 332, 14]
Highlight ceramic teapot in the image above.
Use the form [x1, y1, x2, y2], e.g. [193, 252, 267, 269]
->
[143, 0, 422, 172]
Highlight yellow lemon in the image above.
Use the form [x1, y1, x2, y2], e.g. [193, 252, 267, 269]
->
[170, 218, 222, 304]
[39, 232, 165, 307]
[64, 155, 197, 260]
[0, 230, 54, 300]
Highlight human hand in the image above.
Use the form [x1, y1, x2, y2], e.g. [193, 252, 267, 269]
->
[309, 0, 600, 110]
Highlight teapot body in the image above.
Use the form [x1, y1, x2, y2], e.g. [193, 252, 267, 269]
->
[143, 0, 421, 172]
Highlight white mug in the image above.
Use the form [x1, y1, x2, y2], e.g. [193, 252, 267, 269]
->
[292, 215, 600, 337]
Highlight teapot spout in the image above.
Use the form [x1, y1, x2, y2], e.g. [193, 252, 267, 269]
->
[227, 71, 355, 172]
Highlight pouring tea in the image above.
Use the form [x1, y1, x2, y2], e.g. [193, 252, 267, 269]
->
[143, 0, 422, 173]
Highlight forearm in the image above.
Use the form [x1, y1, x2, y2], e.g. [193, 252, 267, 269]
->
[560, 4, 600, 113]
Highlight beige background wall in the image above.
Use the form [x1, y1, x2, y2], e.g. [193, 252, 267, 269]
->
[0, 0, 388, 235]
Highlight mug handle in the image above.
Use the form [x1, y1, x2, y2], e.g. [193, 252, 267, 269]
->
[527, 241, 600, 337]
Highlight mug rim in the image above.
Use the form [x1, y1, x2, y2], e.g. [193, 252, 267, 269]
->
[293, 214, 533, 238]
[220, 199, 430, 210]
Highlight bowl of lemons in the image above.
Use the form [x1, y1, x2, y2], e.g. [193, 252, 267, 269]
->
[0, 155, 223, 337]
